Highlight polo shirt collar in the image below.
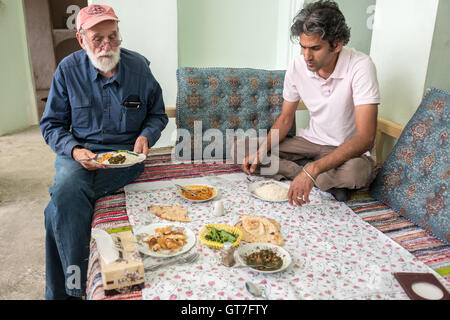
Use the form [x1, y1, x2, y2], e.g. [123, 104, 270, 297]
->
[305, 47, 350, 80]
[329, 47, 350, 79]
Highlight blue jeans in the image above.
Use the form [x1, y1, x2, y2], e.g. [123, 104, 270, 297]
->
[44, 143, 144, 299]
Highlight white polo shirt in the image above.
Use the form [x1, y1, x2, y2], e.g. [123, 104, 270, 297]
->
[283, 47, 380, 147]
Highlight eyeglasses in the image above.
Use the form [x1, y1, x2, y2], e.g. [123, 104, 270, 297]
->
[89, 37, 122, 49]
[80, 29, 122, 48]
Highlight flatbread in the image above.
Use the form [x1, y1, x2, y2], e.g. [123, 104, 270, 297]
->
[242, 216, 265, 236]
[149, 205, 191, 222]
[236, 215, 284, 246]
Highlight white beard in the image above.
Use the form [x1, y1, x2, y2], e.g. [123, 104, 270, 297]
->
[85, 42, 120, 74]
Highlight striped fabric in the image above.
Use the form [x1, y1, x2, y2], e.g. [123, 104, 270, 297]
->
[347, 192, 450, 282]
[86, 154, 450, 300]
[133, 162, 242, 184]
[91, 192, 129, 229]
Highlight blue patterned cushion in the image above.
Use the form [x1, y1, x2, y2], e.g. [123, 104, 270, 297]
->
[370, 88, 450, 245]
[175, 67, 296, 160]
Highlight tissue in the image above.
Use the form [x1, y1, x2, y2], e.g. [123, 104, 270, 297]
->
[91, 228, 119, 264]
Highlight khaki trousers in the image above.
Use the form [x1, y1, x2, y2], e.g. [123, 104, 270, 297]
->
[234, 136, 376, 191]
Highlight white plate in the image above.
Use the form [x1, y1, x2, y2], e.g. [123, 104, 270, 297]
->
[177, 184, 218, 203]
[248, 180, 289, 202]
[94, 151, 146, 168]
[236, 242, 292, 274]
[134, 223, 196, 258]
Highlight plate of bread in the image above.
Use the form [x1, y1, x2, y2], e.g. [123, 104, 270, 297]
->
[235, 214, 284, 246]
[148, 205, 191, 222]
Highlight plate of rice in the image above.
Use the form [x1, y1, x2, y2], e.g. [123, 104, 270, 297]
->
[95, 150, 146, 168]
[248, 180, 289, 202]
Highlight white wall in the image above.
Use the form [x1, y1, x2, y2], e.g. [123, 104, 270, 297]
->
[89, 0, 178, 148]
[0, 0, 38, 136]
[370, 0, 439, 126]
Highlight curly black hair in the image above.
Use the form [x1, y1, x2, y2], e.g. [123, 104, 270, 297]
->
[290, 0, 351, 49]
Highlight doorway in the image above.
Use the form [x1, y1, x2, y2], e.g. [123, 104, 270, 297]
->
[23, 0, 87, 119]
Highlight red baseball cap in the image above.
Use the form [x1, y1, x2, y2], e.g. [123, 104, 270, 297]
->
[76, 5, 119, 32]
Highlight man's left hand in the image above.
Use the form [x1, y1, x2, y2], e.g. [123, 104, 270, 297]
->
[134, 136, 149, 155]
[288, 171, 315, 206]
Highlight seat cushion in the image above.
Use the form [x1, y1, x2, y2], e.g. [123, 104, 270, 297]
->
[175, 67, 296, 160]
[370, 88, 449, 245]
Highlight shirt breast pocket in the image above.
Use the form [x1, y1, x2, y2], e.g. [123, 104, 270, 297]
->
[121, 95, 147, 132]
[71, 97, 92, 128]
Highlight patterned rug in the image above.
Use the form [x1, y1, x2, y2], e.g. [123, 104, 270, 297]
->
[86, 154, 450, 300]
[133, 161, 243, 185]
[346, 193, 450, 282]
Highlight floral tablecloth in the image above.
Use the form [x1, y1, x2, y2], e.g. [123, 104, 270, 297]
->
[124, 173, 449, 300]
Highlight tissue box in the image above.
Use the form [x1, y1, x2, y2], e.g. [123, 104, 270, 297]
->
[99, 230, 145, 296]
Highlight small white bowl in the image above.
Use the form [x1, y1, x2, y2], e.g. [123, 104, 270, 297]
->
[236, 242, 292, 274]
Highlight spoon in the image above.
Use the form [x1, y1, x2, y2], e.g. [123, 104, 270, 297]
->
[245, 281, 269, 299]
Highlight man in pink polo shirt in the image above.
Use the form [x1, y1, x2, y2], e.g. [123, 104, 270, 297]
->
[242, 0, 380, 206]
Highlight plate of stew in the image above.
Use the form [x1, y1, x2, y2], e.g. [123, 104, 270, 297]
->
[236, 243, 293, 273]
[177, 184, 218, 202]
[94, 150, 146, 168]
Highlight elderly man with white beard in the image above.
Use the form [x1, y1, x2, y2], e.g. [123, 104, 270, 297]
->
[39, 5, 168, 299]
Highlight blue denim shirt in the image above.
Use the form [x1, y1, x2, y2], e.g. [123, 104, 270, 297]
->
[40, 48, 168, 157]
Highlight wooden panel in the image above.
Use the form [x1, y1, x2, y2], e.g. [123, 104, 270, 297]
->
[165, 106, 176, 118]
[375, 117, 405, 165]
[297, 100, 307, 110]
[377, 118, 404, 139]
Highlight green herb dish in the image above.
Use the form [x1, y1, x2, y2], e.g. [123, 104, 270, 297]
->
[204, 227, 238, 244]
[199, 224, 243, 249]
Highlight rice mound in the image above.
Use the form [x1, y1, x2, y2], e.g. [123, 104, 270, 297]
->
[116, 152, 139, 165]
[254, 182, 288, 201]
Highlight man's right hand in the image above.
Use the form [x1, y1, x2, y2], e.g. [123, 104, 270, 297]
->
[242, 153, 260, 175]
[72, 147, 107, 171]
